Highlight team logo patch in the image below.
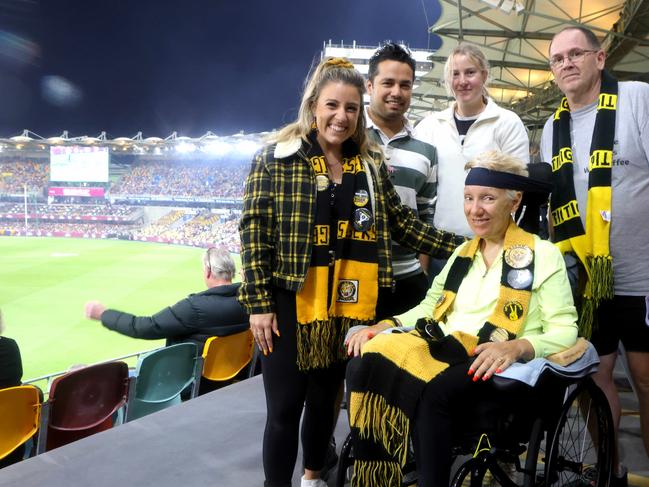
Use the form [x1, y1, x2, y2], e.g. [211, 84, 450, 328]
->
[353, 189, 369, 207]
[507, 269, 533, 290]
[435, 294, 446, 307]
[316, 174, 329, 192]
[503, 301, 524, 321]
[337, 280, 359, 303]
[353, 208, 373, 232]
[504, 245, 533, 269]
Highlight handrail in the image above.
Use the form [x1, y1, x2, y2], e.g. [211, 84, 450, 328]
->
[23, 347, 160, 397]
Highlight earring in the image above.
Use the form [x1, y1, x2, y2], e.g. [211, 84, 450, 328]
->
[311, 119, 317, 130]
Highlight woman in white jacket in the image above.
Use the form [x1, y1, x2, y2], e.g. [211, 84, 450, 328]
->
[414, 42, 530, 238]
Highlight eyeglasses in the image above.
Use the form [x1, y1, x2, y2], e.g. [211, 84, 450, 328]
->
[549, 49, 599, 69]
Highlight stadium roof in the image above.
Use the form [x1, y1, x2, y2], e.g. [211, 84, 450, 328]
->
[0, 129, 268, 157]
[412, 0, 649, 137]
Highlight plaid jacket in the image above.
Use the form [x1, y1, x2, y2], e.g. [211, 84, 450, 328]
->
[238, 137, 461, 315]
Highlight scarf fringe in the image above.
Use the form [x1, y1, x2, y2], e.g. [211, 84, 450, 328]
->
[578, 298, 594, 339]
[351, 390, 410, 465]
[352, 459, 401, 487]
[296, 317, 362, 370]
[587, 255, 614, 301]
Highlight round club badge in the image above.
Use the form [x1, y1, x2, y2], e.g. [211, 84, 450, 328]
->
[489, 327, 509, 343]
[507, 269, 533, 290]
[353, 189, 369, 207]
[315, 174, 329, 192]
[435, 294, 446, 308]
[503, 301, 524, 321]
[504, 245, 533, 269]
[353, 208, 373, 232]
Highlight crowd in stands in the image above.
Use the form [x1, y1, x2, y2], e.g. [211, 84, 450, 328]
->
[0, 157, 246, 251]
[110, 160, 247, 199]
[131, 210, 240, 252]
[0, 160, 48, 194]
[0, 222, 136, 237]
[0, 203, 140, 219]
[0, 158, 248, 200]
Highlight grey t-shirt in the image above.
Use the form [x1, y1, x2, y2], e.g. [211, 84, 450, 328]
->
[540, 81, 649, 295]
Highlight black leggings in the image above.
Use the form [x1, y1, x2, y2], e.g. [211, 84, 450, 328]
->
[262, 287, 346, 487]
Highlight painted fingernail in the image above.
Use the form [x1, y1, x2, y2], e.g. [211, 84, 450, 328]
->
[275, 330, 281, 337]
[263, 350, 268, 356]
[467, 369, 474, 375]
[269, 347, 273, 353]
[496, 368, 502, 374]
[472, 375, 479, 382]
[482, 375, 489, 381]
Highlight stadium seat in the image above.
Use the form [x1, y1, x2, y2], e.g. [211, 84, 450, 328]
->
[38, 361, 129, 452]
[0, 385, 42, 465]
[125, 343, 199, 422]
[201, 330, 254, 382]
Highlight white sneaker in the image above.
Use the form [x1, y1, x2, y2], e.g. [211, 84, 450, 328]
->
[300, 475, 328, 487]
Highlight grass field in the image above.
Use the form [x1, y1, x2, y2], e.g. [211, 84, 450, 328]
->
[0, 236, 240, 381]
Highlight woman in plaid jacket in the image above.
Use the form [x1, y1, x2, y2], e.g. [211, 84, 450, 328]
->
[238, 57, 461, 487]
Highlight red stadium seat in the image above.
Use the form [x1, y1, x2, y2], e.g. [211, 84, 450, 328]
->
[39, 361, 129, 452]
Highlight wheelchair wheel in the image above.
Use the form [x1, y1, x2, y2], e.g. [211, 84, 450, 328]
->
[544, 377, 614, 486]
[450, 458, 487, 487]
[521, 416, 544, 487]
[334, 432, 418, 487]
[335, 433, 354, 487]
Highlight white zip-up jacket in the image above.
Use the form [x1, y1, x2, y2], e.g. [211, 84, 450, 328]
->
[414, 98, 529, 236]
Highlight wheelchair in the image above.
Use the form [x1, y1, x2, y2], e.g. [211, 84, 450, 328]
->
[336, 370, 614, 486]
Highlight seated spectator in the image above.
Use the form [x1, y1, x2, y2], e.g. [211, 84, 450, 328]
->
[345, 151, 578, 486]
[0, 309, 22, 389]
[0, 309, 25, 468]
[84, 246, 249, 353]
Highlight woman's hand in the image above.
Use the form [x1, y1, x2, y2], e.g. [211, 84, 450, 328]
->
[345, 327, 376, 357]
[345, 320, 398, 357]
[469, 338, 534, 381]
[250, 312, 278, 356]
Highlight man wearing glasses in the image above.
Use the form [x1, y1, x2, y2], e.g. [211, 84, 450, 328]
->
[540, 26, 649, 486]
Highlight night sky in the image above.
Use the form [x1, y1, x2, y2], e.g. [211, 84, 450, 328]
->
[0, 0, 440, 139]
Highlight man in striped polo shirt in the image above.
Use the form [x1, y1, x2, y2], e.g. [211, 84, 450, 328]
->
[365, 42, 438, 319]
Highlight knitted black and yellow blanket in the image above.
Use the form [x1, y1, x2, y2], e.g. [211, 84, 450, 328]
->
[348, 222, 535, 486]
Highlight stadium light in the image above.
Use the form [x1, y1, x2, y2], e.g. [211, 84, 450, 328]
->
[233, 139, 261, 156]
[202, 140, 231, 156]
[175, 141, 196, 154]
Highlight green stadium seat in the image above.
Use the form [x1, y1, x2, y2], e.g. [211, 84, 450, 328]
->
[125, 343, 199, 422]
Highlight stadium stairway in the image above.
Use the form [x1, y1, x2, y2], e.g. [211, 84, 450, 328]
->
[0, 370, 647, 486]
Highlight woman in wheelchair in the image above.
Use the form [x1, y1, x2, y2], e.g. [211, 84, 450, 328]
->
[345, 150, 580, 487]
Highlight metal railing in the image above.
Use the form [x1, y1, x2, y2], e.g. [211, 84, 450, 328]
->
[23, 347, 159, 398]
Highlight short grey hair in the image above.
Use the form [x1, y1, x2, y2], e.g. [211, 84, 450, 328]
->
[203, 247, 235, 281]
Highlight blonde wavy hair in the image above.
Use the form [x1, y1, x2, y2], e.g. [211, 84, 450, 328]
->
[444, 42, 491, 99]
[272, 57, 376, 161]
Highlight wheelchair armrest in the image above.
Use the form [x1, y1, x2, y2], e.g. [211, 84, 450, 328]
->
[490, 375, 534, 392]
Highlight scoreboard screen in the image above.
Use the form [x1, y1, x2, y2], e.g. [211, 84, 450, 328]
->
[50, 146, 109, 182]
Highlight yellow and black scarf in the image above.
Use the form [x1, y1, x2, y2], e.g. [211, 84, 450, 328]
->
[348, 222, 534, 486]
[550, 70, 616, 337]
[295, 131, 379, 371]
